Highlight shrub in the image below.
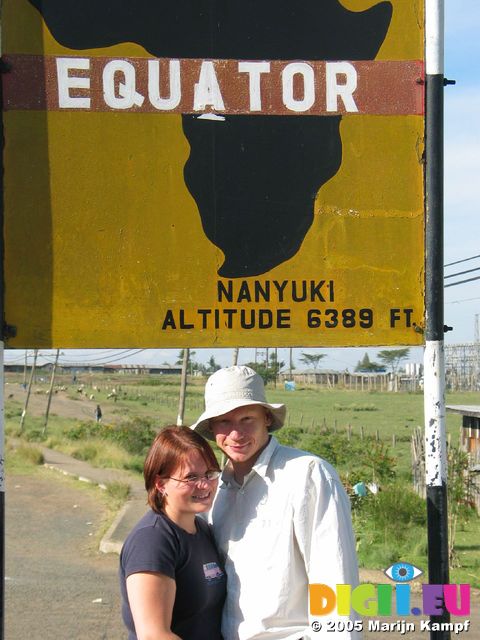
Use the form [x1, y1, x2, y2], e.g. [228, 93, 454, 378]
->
[105, 481, 130, 505]
[352, 484, 427, 568]
[107, 417, 158, 456]
[334, 403, 378, 412]
[23, 427, 48, 442]
[15, 444, 44, 466]
[66, 417, 158, 456]
[5, 407, 23, 419]
[71, 444, 98, 462]
[277, 429, 396, 484]
[5, 424, 22, 438]
[447, 444, 480, 565]
[276, 426, 304, 448]
[67, 421, 103, 440]
[123, 456, 145, 474]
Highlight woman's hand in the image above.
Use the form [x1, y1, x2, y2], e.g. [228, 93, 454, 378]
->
[126, 571, 182, 640]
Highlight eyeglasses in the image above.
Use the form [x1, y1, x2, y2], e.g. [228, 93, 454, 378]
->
[168, 470, 221, 485]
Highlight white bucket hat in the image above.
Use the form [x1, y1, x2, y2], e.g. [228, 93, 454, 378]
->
[191, 365, 286, 441]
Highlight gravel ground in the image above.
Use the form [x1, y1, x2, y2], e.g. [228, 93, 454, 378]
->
[5, 472, 127, 640]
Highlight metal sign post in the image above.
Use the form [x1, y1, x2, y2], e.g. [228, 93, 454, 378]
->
[424, 2, 450, 638]
[0, 16, 5, 636]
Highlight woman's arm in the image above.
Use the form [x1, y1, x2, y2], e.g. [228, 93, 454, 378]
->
[126, 571, 182, 640]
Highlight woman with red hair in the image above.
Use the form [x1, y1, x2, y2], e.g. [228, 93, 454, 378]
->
[119, 425, 225, 640]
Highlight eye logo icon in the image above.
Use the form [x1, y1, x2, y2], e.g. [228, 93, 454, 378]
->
[384, 562, 423, 582]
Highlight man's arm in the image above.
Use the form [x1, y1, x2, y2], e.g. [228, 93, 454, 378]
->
[293, 459, 361, 638]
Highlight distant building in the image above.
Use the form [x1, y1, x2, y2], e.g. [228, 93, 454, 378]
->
[4, 362, 182, 376]
[103, 364, 182, 375]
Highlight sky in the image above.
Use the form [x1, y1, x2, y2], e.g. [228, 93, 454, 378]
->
[442, 0, 480, 345]
[4, 1, 480, 373]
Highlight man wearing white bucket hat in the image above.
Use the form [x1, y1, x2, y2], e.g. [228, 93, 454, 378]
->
[192, 365, 360, 640]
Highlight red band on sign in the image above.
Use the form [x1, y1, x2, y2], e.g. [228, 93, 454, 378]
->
[2, 54, 424, 116]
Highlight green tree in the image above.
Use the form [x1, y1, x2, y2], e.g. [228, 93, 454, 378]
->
[299, 352, 325, 370]
[245, 362, 277, 385]
[175, 349, 196, 365]
[175, 349, 199, 375]
[269, 352, 285, 378]
[376, 348, 410, 375]
[205, 355, 221, 374]
[355, 352, 385, 372]
[355, 353, 371, 372]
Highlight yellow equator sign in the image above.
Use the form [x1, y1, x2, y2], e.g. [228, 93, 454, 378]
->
[2, 0, 425, 348]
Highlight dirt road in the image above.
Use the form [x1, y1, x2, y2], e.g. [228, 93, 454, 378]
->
[5, 383, 117, 423]
[5, 472, 126, 639]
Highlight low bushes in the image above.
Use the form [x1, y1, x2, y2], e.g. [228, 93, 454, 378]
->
[67, 416, 158, 456]
[11, 444, 45, 467]
[352, 484, 427, 568]
[277, 428, 396, 485]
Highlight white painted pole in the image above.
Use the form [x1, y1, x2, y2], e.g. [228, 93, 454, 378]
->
[424, 2, 451, 639]
[424, 341, 447, 487]
[425, 0, 444, 76]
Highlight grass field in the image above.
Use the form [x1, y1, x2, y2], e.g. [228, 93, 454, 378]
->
[5, 371, 480, 587]
[37, 373, 474, 478]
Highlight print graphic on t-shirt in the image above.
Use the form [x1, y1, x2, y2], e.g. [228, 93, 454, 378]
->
[203, 562, 224, 585]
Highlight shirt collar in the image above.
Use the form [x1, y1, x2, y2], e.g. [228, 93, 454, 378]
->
[220, 435, 279, 486]
[251, 435, 279, 478]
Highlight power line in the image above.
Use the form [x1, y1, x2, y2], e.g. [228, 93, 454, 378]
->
[58, 349, 140, 362]
[41, 349, 146, 366]
[444, 266, 480, 280]
[5, 356, 25, 364]
[444, 275, 480, 288]
[444, 254, 480, 268]
[445, 296, 480, 304]
[5, 348, 149, 368]
[5, 348, 137, 365]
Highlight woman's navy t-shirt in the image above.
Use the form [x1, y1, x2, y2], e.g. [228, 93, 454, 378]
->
[120, 510, 226, 640]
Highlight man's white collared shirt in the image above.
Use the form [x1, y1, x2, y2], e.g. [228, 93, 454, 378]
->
[210, 437, 360, 640]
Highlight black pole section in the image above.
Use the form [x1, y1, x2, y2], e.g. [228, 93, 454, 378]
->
[425, 69, 450, 639]
[425, 75, 444, 339]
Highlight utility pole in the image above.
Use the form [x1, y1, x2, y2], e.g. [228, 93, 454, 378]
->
[20, 349, 38, 433]
[177, 348, 189, 426]
[43, 349, 60, 435]
[23, 350, 27, 388]
[232, 348, 239, 365]
[424, 2, 451, 638]
[273, 347, 278, 387]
